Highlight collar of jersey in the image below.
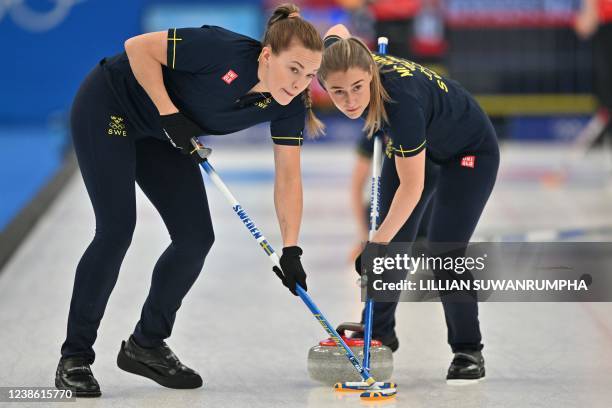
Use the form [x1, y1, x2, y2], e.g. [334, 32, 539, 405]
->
[233, 47, 275, 107]
[235, 91, 273, 108]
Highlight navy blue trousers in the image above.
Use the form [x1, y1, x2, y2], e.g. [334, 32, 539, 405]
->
[365, 128, 499, 353]
[61, 64, 214, 363]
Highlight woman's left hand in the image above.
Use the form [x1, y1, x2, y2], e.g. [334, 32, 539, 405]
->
[273, 246, 308, 296]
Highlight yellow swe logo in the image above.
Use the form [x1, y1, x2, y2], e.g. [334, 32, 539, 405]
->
[254, 97, 272, 109]
[107, 115, 127, 137]
[385, 137, 394, 159]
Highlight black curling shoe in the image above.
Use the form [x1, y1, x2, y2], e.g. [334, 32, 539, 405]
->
[55, 357, 101, 397]
[117, 336, 203, 389]
[446, 350, 486, 384]
[382, 335, 400, 353]
[349, 331, 400, 353]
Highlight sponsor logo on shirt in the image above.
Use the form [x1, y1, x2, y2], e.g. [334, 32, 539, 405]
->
[107, 115, 127, 137]
[461, 155, 476, 168]
[222, 69, 238, 84]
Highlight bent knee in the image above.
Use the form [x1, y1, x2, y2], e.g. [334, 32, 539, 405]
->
[174, 229, 215, 258]
[94, 220, 136, 249]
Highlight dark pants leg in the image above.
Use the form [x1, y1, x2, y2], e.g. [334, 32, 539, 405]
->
[363, 157, 440, 340]
[61, 65, 139, 363]
[131, 138, 214, 347]
[427, 144, 499, 352]
[364, 133, 499, 352]
[61, 65, 214, 362]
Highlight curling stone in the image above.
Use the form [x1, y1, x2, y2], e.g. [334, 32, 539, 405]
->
[307, 322, 393, 384]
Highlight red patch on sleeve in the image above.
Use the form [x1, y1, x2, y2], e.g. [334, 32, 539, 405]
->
[461, 155, 476, 168]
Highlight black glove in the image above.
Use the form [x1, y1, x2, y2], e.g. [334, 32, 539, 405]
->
[159, 112, 207, 159]
[273, 246, 307, 296]
[355, 241, 388, 276]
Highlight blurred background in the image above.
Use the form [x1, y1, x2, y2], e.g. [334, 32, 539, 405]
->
[1, 0, 611, 265]
[2, 3, 612, 405]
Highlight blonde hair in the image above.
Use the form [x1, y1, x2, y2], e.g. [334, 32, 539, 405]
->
[263, 3, 325, 137]
[317, 36, 391, 138]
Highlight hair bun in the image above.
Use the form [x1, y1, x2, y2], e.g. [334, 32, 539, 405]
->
[267, 3, 301, 28]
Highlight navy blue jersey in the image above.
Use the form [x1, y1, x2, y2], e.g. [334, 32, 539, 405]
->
[351, 56, 490, 162]
[100, 26, 306, 146]
[371, 54, 491, 162]
[357, 132, 375, 158]
[356, 131, 391, 158]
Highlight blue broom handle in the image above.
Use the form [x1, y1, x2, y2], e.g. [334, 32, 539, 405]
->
[199, 159, 376, 385]
[363, 36, 388, 372]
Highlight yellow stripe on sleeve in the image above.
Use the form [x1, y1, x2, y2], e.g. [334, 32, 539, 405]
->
[271, 136, 304, 145]
[167, 28, 182, 69]
[394, 140, 426, 157]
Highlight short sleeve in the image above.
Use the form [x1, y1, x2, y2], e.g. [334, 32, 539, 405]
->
[270, 98, 306, 146]
[356, 132, 375, 158]
[166, 26, 222, 73]
[386, 92, 427, 158]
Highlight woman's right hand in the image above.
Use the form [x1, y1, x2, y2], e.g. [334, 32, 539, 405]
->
[273, 246, 308, 296]
[159, 112, 205, 154]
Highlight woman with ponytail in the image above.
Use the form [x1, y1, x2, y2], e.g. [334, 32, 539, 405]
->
[56, 4, 323, 397]
[319, 24, 499, 384]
